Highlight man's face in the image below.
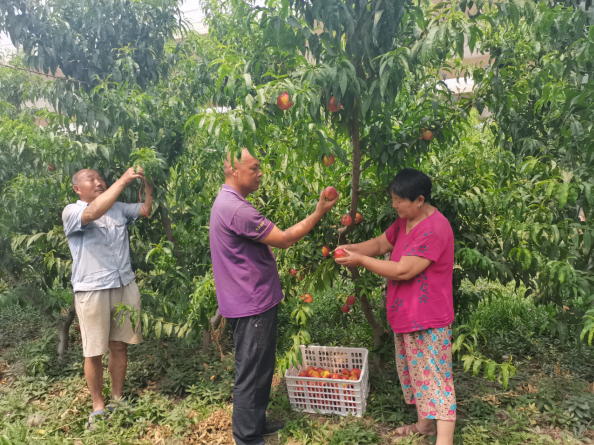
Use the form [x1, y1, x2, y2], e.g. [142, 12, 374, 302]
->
[73, 170, 106, 203]
[229, 149, 263, 195]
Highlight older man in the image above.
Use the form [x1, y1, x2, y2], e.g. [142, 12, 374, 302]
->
[209, 148, 339, 445]
[62, 167, 152, 430]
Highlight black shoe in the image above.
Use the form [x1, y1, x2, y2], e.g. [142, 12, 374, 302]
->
[262, 420, 285, 436]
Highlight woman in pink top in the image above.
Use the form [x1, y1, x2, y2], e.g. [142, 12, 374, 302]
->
[335, 168, 456, 444]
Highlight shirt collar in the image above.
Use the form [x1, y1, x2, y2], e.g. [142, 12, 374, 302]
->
[76, 200, 90, 207]
[221, 184, 247, 201]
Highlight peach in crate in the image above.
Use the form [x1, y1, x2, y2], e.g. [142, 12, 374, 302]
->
[285, 345, 369, 417]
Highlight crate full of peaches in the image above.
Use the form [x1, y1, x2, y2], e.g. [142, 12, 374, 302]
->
[299, 366, 361, 380]
[285, 345, 369, 417]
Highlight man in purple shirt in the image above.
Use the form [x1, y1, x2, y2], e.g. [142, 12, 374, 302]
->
[210, 148, 338, 445]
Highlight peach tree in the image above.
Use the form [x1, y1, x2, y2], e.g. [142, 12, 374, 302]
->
[191, 0, 486, 369]
[448, 0, 594, 346]
[0, 1, 228, 357]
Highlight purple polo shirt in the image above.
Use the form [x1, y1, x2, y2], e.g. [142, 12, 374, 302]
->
[209, 184, 284, 318]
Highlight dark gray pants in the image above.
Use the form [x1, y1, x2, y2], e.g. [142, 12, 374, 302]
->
[227, 304, 279, 445]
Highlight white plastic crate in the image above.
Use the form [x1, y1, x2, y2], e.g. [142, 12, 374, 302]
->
[284, 345, 370, 417]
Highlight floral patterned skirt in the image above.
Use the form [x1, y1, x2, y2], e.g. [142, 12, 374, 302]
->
[394, 325, 457, 420]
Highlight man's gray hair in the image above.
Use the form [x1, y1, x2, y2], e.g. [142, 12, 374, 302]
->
[71, 169, 94, 187]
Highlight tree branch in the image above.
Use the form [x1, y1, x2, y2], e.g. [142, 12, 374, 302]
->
[158, 207, 181, 259]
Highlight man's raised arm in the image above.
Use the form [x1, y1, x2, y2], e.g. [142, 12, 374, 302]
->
[261, 189, 339, 249]
[82, 168, 145, 225]
[138, 177, 154, 218]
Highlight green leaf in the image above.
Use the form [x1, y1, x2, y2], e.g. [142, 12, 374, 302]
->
[372, 11, 384, 46]
[570, 119, 584, 141]
[100, 145, 110, 162]
[551, 225, 560, 243]
[287, 16, 301, 28]
[338, 68, 347, 97]
[557, 183, 569, 209]
[155, 321, 162, 339]
[245, 115, 256, 133]
[26, 233, 45, 248]
[485, 360, 497, 380]
[583, 231, 592, 254]
[217, 64, 232, 91]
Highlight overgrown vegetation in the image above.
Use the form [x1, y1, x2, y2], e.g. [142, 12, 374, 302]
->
[1, 281, 593, 443]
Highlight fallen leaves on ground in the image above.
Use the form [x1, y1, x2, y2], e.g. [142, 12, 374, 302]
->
[183, 408, 234, 444]
[271, 374, 281, 390]
[60, 385, 90, 419]
[140, 423, 173, 443]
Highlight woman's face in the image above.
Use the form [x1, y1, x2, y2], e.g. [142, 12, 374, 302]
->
[391, 192, 423, 219]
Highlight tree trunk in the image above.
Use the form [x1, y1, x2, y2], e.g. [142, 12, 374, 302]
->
[3, 266, 78, 358]
[201, 309, 223, 355]
[339, 106, 387, 369]
[158, 207, 181, 259]
[349, 267, 386, 369]
[201, 329, 212, 355]
[57, 303, 76, 362]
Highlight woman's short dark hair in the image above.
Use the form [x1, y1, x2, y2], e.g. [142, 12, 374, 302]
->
[387, 168, 432, 203]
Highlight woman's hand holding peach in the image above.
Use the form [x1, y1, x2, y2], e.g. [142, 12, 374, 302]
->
[334, 249, 362, 267]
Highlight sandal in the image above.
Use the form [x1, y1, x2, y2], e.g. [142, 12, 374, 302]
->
[393, 423, 437, 437]
[87, 409, 109, 431]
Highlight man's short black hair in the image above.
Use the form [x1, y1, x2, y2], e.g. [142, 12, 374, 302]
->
[387, 168, 432, 203]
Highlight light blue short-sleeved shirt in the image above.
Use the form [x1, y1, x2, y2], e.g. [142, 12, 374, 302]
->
[62, 200, 142, 292]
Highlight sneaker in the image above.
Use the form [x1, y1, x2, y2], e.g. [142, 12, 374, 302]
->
[87, 409, 108, 431]
[262, 420, 285, 436]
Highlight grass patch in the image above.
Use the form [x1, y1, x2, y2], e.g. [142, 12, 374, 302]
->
[0, 281, 593, 444]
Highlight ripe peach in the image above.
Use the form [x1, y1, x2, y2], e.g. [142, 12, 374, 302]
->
[324, 186, 338, 200]
[328, 96, 342, 112]
[309, 370, 320, 378]
[341, 369, 351, 377]
[349, 374, 358, 381]
[302, 294, 313, 303]
[320, 370, 331, 378]
[351, 368, 361, 379]
[321, 246, 330, 257]
[298, 371, 308, 377]
[276, 91, 293, 110]
[341, 214, 352, 226]
[322, 154, 335, 166]
[346, 295, 356, 305]
[341, 304, 350, 313]
[330, 373, 341, 379]
[290, 269, 297, 277]
[422, 130, 434, 140]
[48, 163, 56, 172]
[316, 367, 325, 374]
[355, 213, 362, 224]
[298, 275, 304, 282]
[334, 248, 347, 259]
[306, 366, 316, 373]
